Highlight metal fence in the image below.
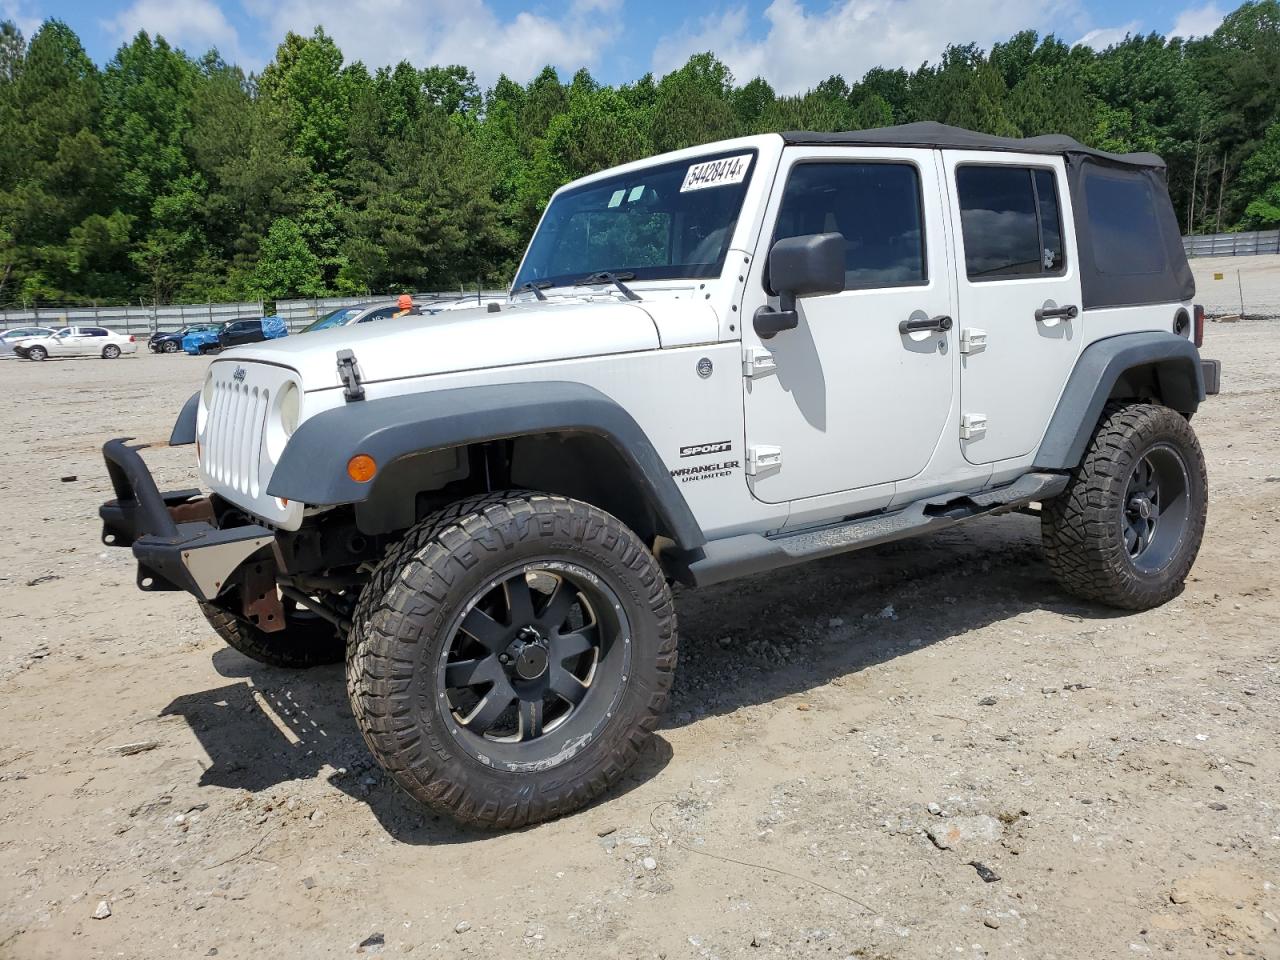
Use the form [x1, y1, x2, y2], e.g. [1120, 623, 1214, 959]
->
[0, 301, 265, 335]
[1183, 230, 1280, 258]
[0, 291, 510, 335]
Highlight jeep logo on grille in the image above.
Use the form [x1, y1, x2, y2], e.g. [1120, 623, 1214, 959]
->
[680, 440, 732, 458]
[232, 366, 246, 382]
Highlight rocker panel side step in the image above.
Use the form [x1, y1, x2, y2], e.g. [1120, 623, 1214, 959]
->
[672, 472, 1068, 587]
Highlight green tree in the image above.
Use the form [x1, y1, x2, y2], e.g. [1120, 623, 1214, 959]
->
[249, 217, 326, 298]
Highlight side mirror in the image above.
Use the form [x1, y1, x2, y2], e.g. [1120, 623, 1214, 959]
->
[754, 232, 845, 339]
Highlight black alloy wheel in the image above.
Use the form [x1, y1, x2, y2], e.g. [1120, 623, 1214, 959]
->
[438, 562, 630, 769]
[1121, 444, 1192, 573]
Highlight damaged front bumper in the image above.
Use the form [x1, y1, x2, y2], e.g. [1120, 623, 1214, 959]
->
[98, 438, 275, 601]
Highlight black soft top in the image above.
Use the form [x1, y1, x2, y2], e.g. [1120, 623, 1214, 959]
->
[781, 122, 1165, 171]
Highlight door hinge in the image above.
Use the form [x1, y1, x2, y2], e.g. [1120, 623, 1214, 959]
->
[959, 328, 988, 354]
[742, 347, 777, 379]
[746, 444, 782, 475]
[960, 413, 987, 441]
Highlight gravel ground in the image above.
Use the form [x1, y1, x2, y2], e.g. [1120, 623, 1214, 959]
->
[0, 318, 1278, 960]
[1191, 254, 1280, 319]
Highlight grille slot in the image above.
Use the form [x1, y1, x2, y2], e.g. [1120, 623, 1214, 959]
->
[202, 377, 269, 497]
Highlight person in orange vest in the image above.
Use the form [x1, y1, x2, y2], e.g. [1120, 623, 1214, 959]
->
[392, 294, 420, 318]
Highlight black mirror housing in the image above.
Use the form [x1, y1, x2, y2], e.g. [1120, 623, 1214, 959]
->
[755, 232, 845, 339]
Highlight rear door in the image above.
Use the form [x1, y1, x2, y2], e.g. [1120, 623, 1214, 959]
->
[941, 152, 1083, 464]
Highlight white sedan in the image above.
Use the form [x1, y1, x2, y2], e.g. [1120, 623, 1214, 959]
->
[13, 326, 139, 360]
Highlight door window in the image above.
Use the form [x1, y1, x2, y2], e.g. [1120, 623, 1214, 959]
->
[772, 162, 927, 290]
[956, 166, 1065, 280]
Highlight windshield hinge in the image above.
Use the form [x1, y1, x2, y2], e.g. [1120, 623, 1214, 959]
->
[336, 349, 365, 402]
[742, 347, 777, 379]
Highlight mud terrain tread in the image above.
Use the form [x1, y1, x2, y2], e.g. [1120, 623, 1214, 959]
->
[200, 601, 344, 668]
[1041, 401, 1207, 610]
[347, 492, 676, 829]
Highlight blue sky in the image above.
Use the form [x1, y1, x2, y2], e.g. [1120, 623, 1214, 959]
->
[1, 0, 1230, 92]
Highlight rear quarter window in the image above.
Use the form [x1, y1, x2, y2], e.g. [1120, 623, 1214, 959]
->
[1084, 172, 1167, 275]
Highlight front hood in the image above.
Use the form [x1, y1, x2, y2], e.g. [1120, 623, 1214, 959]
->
[223, 298, 666, 390]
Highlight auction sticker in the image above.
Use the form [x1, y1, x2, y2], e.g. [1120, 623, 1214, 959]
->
[680, 154, 752, 192]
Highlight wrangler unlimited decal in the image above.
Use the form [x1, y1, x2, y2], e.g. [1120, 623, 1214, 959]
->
[671, 460, 740, 483]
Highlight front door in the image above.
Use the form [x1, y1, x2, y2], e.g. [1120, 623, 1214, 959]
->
[941, 152, 1084, 464]
[741, 148, 956, 504]
[54, 328, 87, 356]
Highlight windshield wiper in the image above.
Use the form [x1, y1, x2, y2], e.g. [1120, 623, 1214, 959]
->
[574, 271, 641, 301]
[515, 280, 551, 301]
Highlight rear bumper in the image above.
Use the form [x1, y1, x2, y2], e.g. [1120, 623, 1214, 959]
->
[99, 438, 274, 601]
[1201, 358, 1221, 396]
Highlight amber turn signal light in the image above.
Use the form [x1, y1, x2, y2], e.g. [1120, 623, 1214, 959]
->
[347, 454, 377, 483]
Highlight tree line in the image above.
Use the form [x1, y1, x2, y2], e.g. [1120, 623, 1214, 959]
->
[0, 1, 1278, 306]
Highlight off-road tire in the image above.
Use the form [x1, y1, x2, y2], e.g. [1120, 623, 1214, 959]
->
[347, 491, 677, 829]
[200, 598, 344, 668]
[27, 345, 47, 361]
[1042, 401, 1207, 610]
[102, 344, 121, 359]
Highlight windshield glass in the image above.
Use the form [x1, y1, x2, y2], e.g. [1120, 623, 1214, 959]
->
[303, 307, 364, 333]
[513, 149, 757, 291]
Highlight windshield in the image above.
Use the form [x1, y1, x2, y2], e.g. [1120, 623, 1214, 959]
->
[303, 307, 364, 333]
[513, 149, 757, 291]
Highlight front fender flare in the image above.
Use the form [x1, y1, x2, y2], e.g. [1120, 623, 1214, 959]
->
[267, 381, 705, 550]
[1034, 331, 1204, 470]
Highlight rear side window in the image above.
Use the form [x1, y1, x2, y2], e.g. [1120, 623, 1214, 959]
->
[956, 166, 1065, 280]
[1084, 172, 1166, 275]
[773, 162, 927, 290]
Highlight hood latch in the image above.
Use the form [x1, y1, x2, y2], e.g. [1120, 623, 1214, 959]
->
[336, 349, 365, 402]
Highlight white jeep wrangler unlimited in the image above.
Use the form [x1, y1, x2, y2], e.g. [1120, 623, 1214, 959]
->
[100, 122, 1220, 828]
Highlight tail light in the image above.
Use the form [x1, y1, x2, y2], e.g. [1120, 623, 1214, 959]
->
[129, 335, 136, 343]
[1193, 304, 1205, 347]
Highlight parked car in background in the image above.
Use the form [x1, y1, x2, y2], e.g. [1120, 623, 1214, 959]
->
[219, 315, 288, 350]
[14, 326, 137, 360]
[1, 326, 55, 357]
[182, 316, 288, 354]
[300, 301, 401, 333]
[151, 324, 219, 353]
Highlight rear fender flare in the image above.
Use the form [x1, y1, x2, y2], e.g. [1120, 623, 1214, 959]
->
[1034, 331, 1204, 470]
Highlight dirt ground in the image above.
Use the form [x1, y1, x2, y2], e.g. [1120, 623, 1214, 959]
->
[2, 312, 1278, 960]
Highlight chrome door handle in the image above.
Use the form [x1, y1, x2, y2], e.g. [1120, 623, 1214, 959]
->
[899, 314, 952, 334]
[1035, 304, 1078, 322]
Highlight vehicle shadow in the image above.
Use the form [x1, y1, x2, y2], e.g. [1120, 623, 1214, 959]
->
[160, 512, 1127, 844]
[160, 651, 674, 846]
[660, 512, 1130, 726]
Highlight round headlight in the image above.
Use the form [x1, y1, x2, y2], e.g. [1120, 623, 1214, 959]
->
[279, 383, 300, 436]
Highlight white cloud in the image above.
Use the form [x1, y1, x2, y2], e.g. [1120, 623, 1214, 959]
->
[102, 0, 243, 59]
[1169, 2, 1225, 38]
[652, 0, 1089, 95]
[1, 0, 42, 40]
[243, 0, 618, 86]
[1074, 20, 1141, 50]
